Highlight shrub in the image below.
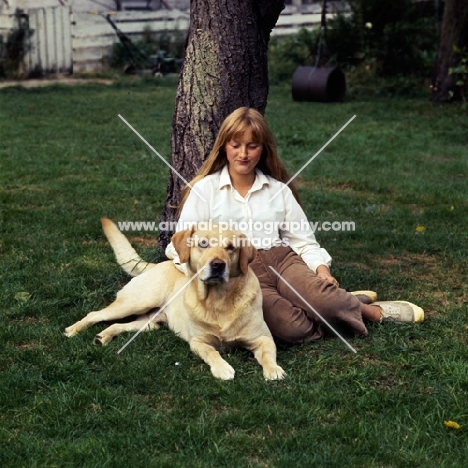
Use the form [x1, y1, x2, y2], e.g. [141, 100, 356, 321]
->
[0, 11, 32, 79]
[326, 0, 439, 77]
[108, 25, 185, 73]
[268, 0, 438, 88]
[449, 46, 468, 114]
[268, 28, 319, 85]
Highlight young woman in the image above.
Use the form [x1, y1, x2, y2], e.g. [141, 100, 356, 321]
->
[165, 107, 424, 344]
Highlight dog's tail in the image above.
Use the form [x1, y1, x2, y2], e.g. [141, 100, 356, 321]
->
[101, 218, 156, 277]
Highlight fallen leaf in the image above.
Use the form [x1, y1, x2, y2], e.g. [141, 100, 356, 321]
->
[444, 420, 461, 430]
[15, 292, 31, 302]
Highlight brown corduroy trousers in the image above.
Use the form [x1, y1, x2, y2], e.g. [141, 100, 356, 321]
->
[250, 246, 368, 344]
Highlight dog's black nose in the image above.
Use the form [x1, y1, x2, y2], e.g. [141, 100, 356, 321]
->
[210, 259, 226, 273]
[204, 258, 227, 284]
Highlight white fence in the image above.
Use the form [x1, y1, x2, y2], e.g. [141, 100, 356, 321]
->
[72, 9, 189, 72]
[1, 7, 189, 75]
[0, 12, 17, 36]
[0, 7, 73, 75]
[273, 12, 336, 36]
[26, 7, 73, 75]
[71, 9, 336, 71]
[1, 6, 337, 76]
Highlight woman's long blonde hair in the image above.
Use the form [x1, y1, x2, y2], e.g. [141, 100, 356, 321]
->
[177, 107, 301, 214]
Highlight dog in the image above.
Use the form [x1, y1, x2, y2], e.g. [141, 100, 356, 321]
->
[64, 218, 285, 381]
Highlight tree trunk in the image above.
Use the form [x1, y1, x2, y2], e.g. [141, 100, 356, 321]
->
[158, 0, 285, 247]
[432, 0, 468, 102]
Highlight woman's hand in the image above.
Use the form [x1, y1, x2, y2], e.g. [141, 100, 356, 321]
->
[316, 265, 339, 286]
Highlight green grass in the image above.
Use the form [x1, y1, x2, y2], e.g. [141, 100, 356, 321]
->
[1, 77, 467, 467]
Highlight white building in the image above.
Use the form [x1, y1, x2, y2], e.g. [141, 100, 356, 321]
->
[1, 1, 189, 13]
[1, 0, 336, 76]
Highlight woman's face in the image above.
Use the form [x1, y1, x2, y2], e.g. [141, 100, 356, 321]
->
[225, 129, 262, 179]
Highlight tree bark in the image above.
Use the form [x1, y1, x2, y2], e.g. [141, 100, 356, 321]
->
[158, 0, 285, 247]
[432, 0, 468, 102]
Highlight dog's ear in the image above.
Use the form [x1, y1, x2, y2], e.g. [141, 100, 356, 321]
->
[238, 237, 257, 275]
[171, 227, 195, 264]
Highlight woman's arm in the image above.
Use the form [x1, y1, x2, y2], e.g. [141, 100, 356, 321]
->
[279, 185, 333, 274]
[315, 264, 339, 286]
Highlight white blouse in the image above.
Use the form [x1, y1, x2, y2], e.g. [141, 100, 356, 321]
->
[165, 165, 332, 273]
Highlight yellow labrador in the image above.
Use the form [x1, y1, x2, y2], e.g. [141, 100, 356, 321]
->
[65, 218, 285, 381]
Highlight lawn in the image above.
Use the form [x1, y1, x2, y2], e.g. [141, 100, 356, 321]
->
[0, 77, 467, 467]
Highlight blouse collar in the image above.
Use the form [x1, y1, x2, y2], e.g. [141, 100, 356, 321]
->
[219, 165, 270, 193]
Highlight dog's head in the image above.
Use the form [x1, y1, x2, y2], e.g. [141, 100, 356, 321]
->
[171, 225, 257, 284]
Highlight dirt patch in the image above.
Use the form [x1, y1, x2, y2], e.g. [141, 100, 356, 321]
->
[372, 253, 467, 311]
[378, 253, 438, 269]
[0, 77, 113, 89]
[128, 236, 157, 247]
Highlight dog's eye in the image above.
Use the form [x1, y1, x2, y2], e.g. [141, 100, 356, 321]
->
[198, 238, 209, 248]
[225, 244, 235, 252]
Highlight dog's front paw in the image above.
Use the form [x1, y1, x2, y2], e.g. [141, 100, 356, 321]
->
[64, 326, 78, 337]
[263, 365, 286, 381]
[94, 333, 112, 346]
[211, 361, 235, 380]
